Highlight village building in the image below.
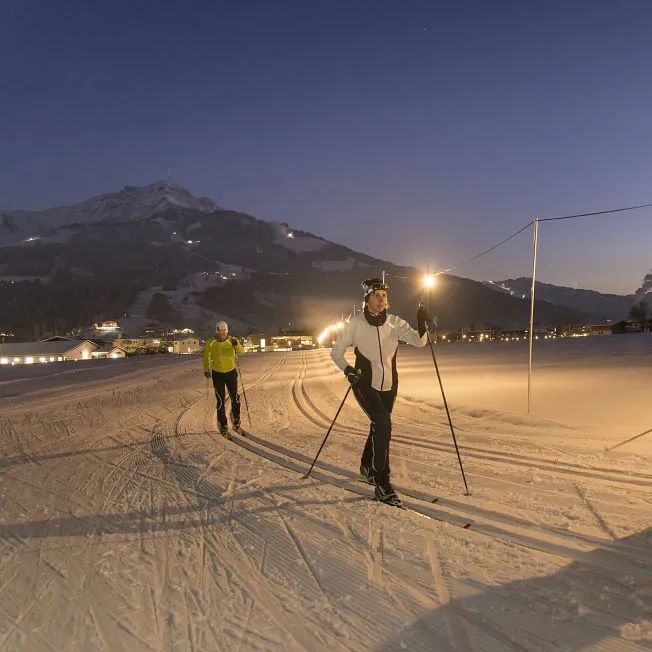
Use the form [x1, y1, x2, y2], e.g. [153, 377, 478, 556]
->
[0, 340, 99, 365]
[269, 329, 314, 351]
[91, 344, 127, 359]
[163, 336, 200, 354]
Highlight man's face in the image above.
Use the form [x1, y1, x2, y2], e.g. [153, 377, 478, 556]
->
[216, 325, 229, 341]
[367, 289, 388, 314]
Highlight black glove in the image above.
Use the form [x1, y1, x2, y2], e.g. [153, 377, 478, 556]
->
[343, 365, 362, 386]
[231, 337, 238, 348]
[204, 371, 211, 379]
[417, 305, 430, 336]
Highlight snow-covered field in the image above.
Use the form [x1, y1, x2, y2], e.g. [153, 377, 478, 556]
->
[0, 337, 650, 650]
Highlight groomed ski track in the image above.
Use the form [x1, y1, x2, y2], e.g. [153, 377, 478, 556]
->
[0, 347, 650, 650]
[207, 352, 651, 579]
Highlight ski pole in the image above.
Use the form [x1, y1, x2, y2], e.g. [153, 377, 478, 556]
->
[604, 426, 652, 452]
[206, 350, 213, 404]
[205, 371, 214, 427]
[303, 385, 352, 479]
[426, 329, 470, 495]
[235, 356, 252, 427]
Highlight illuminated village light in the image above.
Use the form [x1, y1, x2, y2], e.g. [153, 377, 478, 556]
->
[317, 320, 348, 345]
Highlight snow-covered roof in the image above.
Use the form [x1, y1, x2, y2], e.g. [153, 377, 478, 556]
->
[0, 340, 98, 355]
[93, 344, 126, 354]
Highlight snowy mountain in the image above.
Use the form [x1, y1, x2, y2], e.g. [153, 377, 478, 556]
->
[0, 181, 220, 244]
[485, 278, 637, 322]
[0, 183, 591, 338]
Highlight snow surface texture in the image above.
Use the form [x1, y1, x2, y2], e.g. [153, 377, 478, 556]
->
[0, 337, 650, 650]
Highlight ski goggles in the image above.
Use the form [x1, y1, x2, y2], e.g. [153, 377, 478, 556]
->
[362, 281, 389, 298]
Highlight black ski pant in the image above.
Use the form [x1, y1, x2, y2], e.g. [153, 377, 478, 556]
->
[352, 383, 397, 485]
[211, 369, 240, 428]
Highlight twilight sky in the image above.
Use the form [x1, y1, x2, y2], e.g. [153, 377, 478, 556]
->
[1, 0, 651, 294]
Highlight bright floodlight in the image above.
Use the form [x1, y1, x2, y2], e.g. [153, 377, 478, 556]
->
[423, 274, 436, 289]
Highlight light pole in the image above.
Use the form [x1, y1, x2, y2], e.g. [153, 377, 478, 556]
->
[420, 274, 468, 494]
[422, 274, 436, 336]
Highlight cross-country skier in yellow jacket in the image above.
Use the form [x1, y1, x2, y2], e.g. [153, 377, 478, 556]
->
[203, 321, 245, 436]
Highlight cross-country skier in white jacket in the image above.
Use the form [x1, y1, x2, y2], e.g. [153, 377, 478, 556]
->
[331, 278, 429, 507]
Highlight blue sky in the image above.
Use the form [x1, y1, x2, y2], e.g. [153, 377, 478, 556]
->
[1, 0, 651, 293]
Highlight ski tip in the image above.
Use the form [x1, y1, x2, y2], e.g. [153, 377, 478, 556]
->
[463, 523, 471, 529]
[431, 498, 439, 503]
[375, 498, 405, 509]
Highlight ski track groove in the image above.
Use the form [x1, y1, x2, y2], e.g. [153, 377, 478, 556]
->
[264, 491, 332, 606]
[148, 425, 231, 651]
[221, 417, 652, 582]
[323, 505, 417, 620]
[210, 418, 526, 650]
[233, 599, 254, 652]
[367, 520, 384, 587]
[302, 351, 652, 486]
[3, 374, 206, 649]
[288, 355, 652, 543]
[157, 398, 341, 650]
[207, 501, 335, 650]
[232, 413, 652, 565]
[426, 538, 470, 651]
[199, 427, 426, 649]
[306, 379, 652, 491]
[294, 357, 652, 528]
[0, 578, 56, 650]
[4, 351, 650, 651]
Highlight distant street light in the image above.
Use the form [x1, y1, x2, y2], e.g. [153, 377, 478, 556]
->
[423, 274, 436, 289]
[421, 274, 437, 336]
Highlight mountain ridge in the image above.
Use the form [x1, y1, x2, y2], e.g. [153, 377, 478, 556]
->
[0, 182, 593, 338]
[0, 181, 220, 244]
[485, 277, 638, 322]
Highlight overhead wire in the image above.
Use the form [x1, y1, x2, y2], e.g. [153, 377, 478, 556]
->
[431, 202, 652, 277]
[539, 202, 652, 223]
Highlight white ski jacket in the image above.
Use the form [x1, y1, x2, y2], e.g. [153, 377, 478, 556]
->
[331, 310, 427, 392]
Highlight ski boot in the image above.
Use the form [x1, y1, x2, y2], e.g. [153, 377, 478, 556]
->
[219, 425, 231, 440]
[359, 463, 374, 485]
[374, 480, 403, 508]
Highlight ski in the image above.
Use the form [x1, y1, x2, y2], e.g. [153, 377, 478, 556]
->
[212, 429, 651, 576]
[377, 498, 405, 510]
[241, 428, 440, 505]
[364, 496, 406, 510]
[219, 429, 464, 525]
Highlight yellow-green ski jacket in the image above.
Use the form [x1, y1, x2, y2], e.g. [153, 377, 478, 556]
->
[203, 337, 245, 373]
